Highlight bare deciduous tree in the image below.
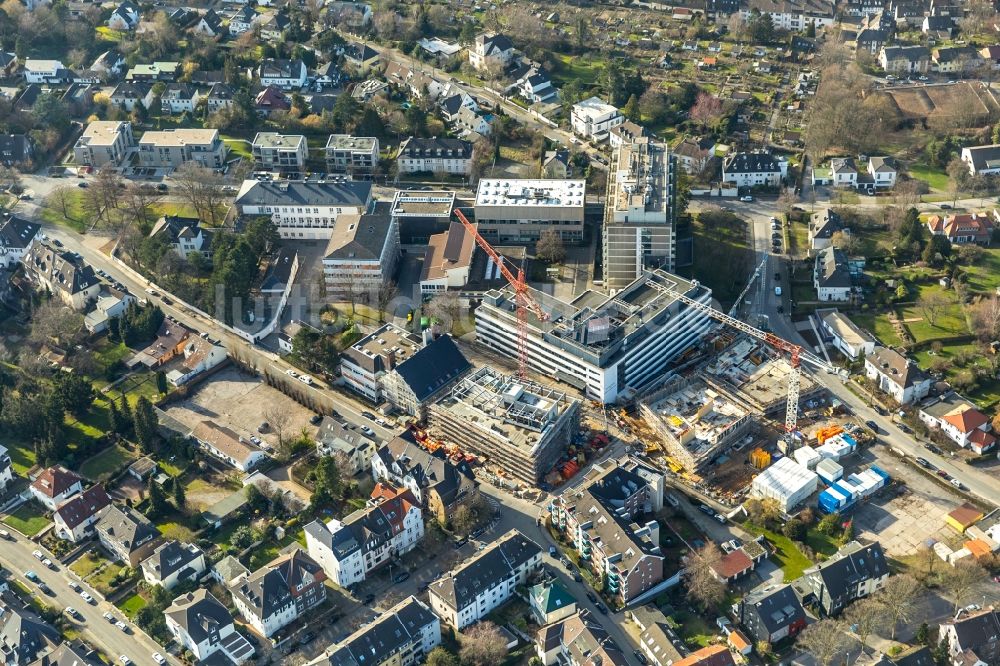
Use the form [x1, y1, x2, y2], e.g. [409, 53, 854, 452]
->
[968, 295, 1000, 342]
[946, 561, 987, 612]
[262, 406, 293, 460]
[459, 621, 509, 666]
[28, 300, 85, 347]
[917, 291, 951, 328]
[45, 186, 76, 221]
[877, 573, 922, 640]
[844, 597, 888, 656]
[796, 620, 849, 666]
[173, 163, 227, 226]
[376, 280, 398, 323]
[683, 543, 726, 611]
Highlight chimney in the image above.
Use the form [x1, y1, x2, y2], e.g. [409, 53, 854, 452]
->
[384, 349, 396, 370]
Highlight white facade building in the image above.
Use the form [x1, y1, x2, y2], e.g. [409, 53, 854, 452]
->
[571, 97, 623, 142]
[234, 179, 373, 240]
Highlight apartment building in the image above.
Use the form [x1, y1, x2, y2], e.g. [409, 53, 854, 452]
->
[165, 590, 255, 665]
[722, 151, 786, 188]
[571, 97, 623, 142]
[230, 550, 327, 638]
[396, 137, 473, 176]
[22, 243, 101, 310]
[427, 366, 580, 484]
[321, 212, 399, 296]
[136, 129, 227, 170]
[234, 178, 373, 240]
[474, 178, 586, 243]
[475, 269, 714, 403]
[551, 465, 667, 604]
[306, 597, 440, 666]
[93, 504, 163, 566]
[801, 541, 889, 616]
[603, 138, 678, 290]
[325, 135, 379, 176]
[340, 323, 423, 401]
[304, 488, 423, 587]
[252, 133, 308, 171]
[428, 529, 542, 629]
[73, 121, 135, 167]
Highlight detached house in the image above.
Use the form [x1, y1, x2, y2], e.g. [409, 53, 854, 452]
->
[960, 144, 1000, 176]
[813, 246, 853, 301]
[110, 81, 154, 112]
[160, 83, 201, 114]
[206, 83, 235, 112]
[94, 504, 163, 566]
[0, 135, 32, 168]
[52, 484, 111, 542]
[30, 466, 83, 511]
[736, 584, 806, 644]
[316, 418, 377, 476]
[371, 433, 478, 524]
[141, 540, 207, 590]
[22, 243, 101, 310]
[926, 213, 994, 245]
[429, 529, 542, 629]
[342, 43, 380, 74]
[469, 33, 515, 71]
[165, 590, 255, 665]
[0, 446, 12, 494]
[801, 541, 889, 616]
[193, 9, 224, 38]
[830, 157, 858, 187]
[108, 0, 140, 30]
[723, 151, 785, 188]
[165, 337, 227, 387]
[536, 610, 629, 666]
[865, 346, 931, 404]
[809, 208, 845, 253]
[396, 137, 473, 176]
[0, 215, 40, 268]
[570, 97, 623, 143]
[149, 215, 212, 260]
[673, 136, 713, 175]
[229, 5, 260, 35]
[820, 310, 876, 360]
[919, 392, 997, 453]
[256, 59, 307, 90]
[868, 156, 898, 188]
[879, 45, 930, 73]
[191, 421, 267, 472]
[230, 550, 327, 638]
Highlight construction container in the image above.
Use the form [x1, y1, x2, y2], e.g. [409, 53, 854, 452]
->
[818, 465, 890, 513]
[750, 457, 819, 512]
[816, 458, 843, 484]
[815, 425, 844, 445]
[793, 446, 821, 470]
[815, 433, 857, 462]
[818, 486, 848, 514]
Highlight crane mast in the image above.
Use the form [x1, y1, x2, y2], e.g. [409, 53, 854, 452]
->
[453, 208, 549, 378]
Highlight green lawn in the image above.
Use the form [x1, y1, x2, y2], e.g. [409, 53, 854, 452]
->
[151, 202, 200, 219]
[221, 136, 252, 160]
[899, 285, 968, 342]
[550, 53, 605, 88]
[851, 311, 904, 347]
[1, 440, 35, 476]
[70, 552, 107, 579]
[79, 444, 137, 482]
[65, 399, 113, 453]
[89, 561, 130, 596]
[2, 503, 49, 536]
[118, 593, 147, 619]
[673, 611, 716, 648]
[804, 528, 840, 558]
[960, 248, 1000, 295]
[90, 340, 132, 388]
[156, 518, 196, 542]
[907, 163, 949, 191]
[38, 189, 89, 233]
[692, 210, 753, 309]
[744, 523, 813, 580]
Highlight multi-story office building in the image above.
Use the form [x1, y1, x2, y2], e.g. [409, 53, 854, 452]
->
[73, 121, 135, 167]
[325, 135, 379, 177]
[251, 133, 308, 171]
[475, 269, 714, 404]
[474, 178, 586, 243]
[321, 212, 399, 296]
[136, 129, 227, 170]
[603, 138, 678, 291]
[234, 178, 372, 240]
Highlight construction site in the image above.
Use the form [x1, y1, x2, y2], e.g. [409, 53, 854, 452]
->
[426, 365, 582, 485]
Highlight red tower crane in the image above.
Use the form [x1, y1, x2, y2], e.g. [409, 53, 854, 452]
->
[453, 208, 548, 378]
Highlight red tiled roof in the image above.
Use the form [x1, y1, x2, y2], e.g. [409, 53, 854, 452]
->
[54, 485, 111, 529]
[942, 407, 989, 434]
[31, 466, 83, 498]
[968, 429, 996, 451]
[673, 645, 736, 666]
[711, 549, 754, 579]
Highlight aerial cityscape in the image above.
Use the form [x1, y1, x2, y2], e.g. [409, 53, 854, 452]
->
[0, 0, 999, 665]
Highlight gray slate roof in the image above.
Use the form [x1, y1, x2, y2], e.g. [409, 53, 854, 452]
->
[236, 180, 372, 208]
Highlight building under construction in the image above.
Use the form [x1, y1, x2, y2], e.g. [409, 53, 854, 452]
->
[638, 375, 755, 473]
[427, 366, 581, 484]
[703, 336, 822, 416]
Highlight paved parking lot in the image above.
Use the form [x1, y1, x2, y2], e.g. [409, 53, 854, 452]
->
[164, 366, 319, 449]
[848, 444, 967, 555]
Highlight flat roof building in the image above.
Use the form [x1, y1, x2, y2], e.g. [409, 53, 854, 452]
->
[73, 121, 135, 167]
[390, 189, 457, 244]
[136, 128, 226, 169]
[603, 138, 678, 290]
[474, 178, 586, 243]
[475, 269, 714, 403]
[325, 134, 379, 177]
[235, 178, 373, 240]
[251, 132, 308, 171]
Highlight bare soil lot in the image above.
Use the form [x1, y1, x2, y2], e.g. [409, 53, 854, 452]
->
[882, 82, 992, 122]
[164, 366, 318, 450]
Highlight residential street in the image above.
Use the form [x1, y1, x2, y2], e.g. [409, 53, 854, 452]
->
[0, 530, 174, 666]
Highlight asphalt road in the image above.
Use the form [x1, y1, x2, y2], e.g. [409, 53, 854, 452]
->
[0, 531, 173, 666]
[734, 197, 1000, 508]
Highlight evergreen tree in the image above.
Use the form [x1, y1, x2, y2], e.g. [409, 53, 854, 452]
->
[173, 478, 185, 510]
[133, 397, 158, 453]
[155, 371, 167, 395]
[622, 94, 641, 122]
[147, 477, 167, 518]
